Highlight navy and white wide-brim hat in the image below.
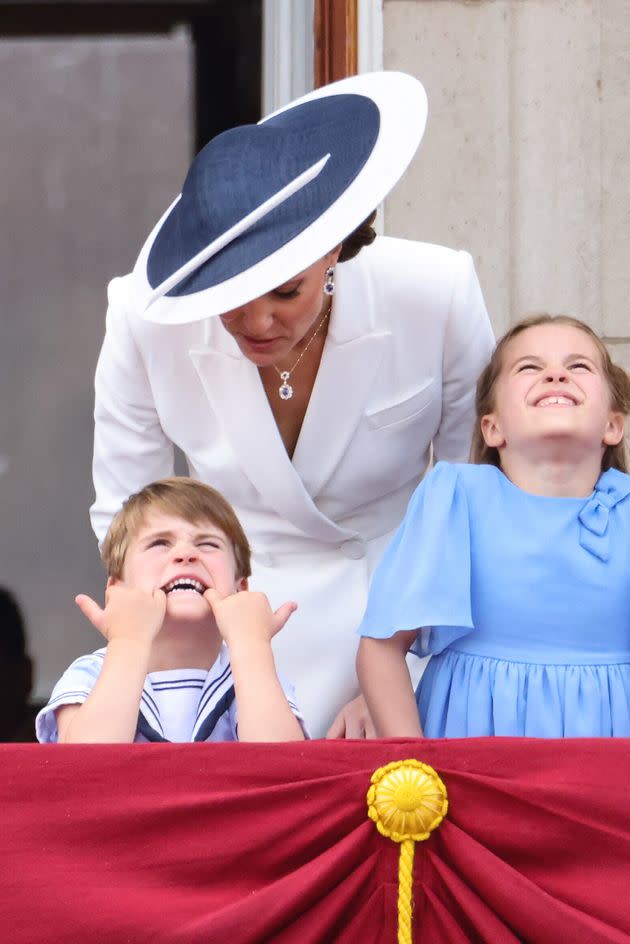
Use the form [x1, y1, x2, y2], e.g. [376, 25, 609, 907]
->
[133, 71, 428, 325]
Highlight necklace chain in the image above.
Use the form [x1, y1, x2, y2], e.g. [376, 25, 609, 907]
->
[272, 301, 331, 400]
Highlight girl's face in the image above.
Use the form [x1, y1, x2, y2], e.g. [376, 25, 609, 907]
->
[218, 250, 340, 368]
[481, 323, 625, 460]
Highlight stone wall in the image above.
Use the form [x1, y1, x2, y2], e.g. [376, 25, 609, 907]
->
[0, 33, 193, 702]
[383, 0, 630, 369]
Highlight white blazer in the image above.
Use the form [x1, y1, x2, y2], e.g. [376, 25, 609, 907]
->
[91, 237, 494, 736]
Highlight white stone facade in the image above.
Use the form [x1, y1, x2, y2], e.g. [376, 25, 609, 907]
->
[382, 0, 630, 370]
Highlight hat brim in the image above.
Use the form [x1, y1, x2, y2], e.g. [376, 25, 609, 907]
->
[134, 71, 427, 325]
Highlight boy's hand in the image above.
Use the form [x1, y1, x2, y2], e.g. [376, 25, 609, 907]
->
[75, 580, 166, 645]
[203, 588, 296, 646]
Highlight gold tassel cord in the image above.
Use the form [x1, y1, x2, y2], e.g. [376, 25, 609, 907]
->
[367, 760, 448, 944]
[397, 839, 415, 944]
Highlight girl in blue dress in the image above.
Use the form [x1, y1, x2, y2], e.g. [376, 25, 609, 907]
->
[357, 314, 630, 737]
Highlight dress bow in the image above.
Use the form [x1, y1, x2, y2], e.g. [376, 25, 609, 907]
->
[578, 469, 630, 561]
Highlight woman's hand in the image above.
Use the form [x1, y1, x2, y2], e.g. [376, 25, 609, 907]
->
[326, 693, 376, 739]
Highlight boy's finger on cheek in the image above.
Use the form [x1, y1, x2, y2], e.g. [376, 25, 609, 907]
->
[203, 588, 222, 609]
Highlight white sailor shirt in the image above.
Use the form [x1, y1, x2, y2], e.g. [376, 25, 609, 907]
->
[36, 644, 306, 742]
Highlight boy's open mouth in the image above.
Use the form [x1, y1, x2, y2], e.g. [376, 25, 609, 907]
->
[162, 578, 208, 595]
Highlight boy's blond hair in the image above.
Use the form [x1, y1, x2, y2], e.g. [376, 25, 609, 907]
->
[101, 477, 251, 580]
[471, 313, 630, 472]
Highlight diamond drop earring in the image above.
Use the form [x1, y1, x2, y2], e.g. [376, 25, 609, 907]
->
[324, 266, 335, 296]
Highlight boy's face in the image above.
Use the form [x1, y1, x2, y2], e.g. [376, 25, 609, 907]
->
[120, 510, 246, 622]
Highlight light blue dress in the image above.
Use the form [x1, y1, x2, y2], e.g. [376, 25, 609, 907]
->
[358, 461, 630, 737]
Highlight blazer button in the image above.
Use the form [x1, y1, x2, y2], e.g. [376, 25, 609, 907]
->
[340, 539, 365, 560]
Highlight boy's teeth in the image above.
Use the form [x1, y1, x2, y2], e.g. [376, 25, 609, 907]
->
[164, 578, 205, 594]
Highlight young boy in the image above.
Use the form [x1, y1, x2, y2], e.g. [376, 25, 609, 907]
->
[36, 478, 306, 743]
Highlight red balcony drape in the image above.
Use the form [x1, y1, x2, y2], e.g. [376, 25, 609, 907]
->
[2, 738, 629, 943]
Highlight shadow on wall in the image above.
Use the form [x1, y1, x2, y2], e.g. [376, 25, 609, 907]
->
[0, 0, 261, 706]
[0, 586, 44, 742]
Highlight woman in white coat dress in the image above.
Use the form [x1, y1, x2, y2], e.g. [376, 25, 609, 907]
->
[89, 72, 494, 737]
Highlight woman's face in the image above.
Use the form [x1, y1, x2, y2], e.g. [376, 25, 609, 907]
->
[218, 250, 340, 367]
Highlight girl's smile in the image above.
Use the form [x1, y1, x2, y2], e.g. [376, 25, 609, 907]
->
[533, 394, 580, 407]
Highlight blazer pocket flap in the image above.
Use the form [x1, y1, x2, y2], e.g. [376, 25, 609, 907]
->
[366, 379, 436, 430]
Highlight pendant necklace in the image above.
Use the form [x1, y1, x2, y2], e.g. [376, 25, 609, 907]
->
[272, 302, 331, 401]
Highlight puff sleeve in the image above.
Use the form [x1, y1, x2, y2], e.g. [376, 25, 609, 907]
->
[357, 461, 474, 654]
[35, 651, 105, 743]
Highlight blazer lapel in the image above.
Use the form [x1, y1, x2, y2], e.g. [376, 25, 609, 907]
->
[292, 257, 392, 497]
[189, 328, 357, 543]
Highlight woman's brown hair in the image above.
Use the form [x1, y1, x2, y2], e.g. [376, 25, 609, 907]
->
[338, 210, 377, 262]
[471, 313, 630, 473]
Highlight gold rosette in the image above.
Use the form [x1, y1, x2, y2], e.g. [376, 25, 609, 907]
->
[367, 759, 448, 842]
[367, 760, 448, 943]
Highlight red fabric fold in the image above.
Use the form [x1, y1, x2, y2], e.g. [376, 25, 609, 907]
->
[1, 738, 628, 943]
